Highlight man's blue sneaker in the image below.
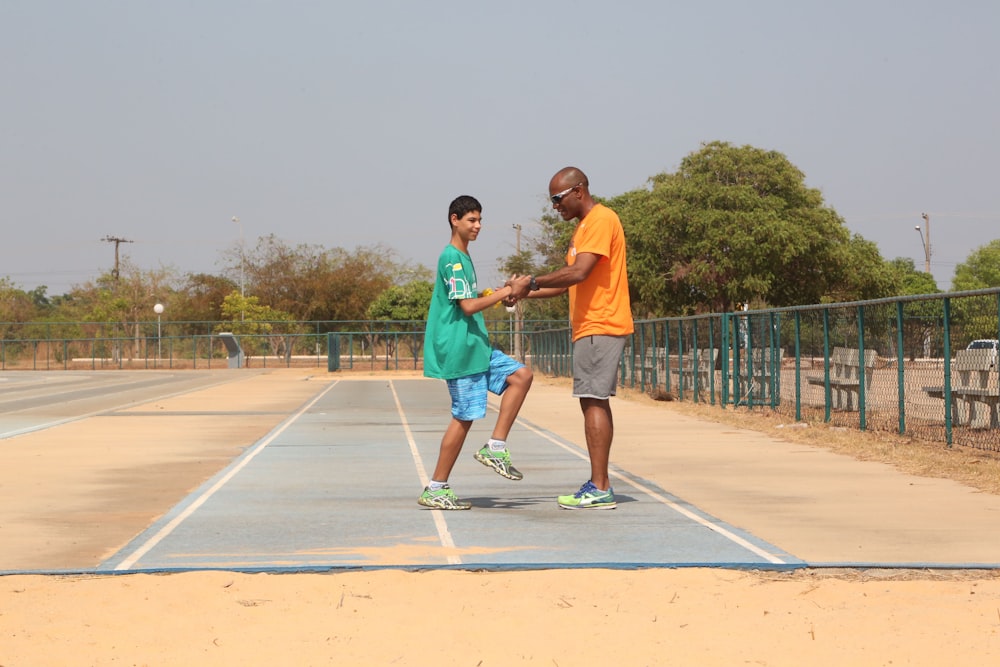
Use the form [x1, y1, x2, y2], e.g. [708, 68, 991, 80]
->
[557, 480, 616, 510]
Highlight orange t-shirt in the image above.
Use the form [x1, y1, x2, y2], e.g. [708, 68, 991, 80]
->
[566, 203, 634, 341]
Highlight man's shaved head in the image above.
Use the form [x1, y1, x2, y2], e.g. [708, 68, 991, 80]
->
[550, 166, 589, 190]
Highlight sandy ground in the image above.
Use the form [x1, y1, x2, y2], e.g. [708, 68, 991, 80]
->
[1, 370, 999, 665]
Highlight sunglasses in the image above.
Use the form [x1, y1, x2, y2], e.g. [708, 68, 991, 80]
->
[550, 183, 581, 205]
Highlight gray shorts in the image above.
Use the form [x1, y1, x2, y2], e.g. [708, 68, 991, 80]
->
[572, 335, 628, 400]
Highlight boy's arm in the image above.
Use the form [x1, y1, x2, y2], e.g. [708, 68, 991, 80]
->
[458, 284, 516, 316]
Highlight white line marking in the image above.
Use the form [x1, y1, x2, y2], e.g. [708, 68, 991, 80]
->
[113, 380, 340, 571]
[513, 417, 788, 565]
[1, 375, 250, 440]
[389, 380, 462, 565]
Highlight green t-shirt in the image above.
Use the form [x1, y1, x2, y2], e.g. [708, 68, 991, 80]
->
[423, 244, 491, 380]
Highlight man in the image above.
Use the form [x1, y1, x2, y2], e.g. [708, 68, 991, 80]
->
[420, 195, 533, 510]
[508, 167, 633, 509]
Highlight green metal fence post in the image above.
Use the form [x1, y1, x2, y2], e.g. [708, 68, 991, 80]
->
[708, 317, 716, 405]
[896, 301, 906, 434]
[692, 324, 700, 402]
[822, 308, 831, 423]
[327, 332, 341, 372]
[794, 311, 802, 422]
[745, 313, 755, 409]
[768, 311, 778, 408]
[943, 298, 953, 446]
[637, 324, 646, 392]
[731, 313, 742, 405]
[857, 305, 867, 431]
[675, 321, 685, 401]
[664, 323, 672, 393]
[721, 315, 730, 405]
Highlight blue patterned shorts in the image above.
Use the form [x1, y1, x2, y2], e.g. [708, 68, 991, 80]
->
[446, 350, 525, 421]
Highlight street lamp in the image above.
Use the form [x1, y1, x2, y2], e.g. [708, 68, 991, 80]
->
[153, 303, 164, 361]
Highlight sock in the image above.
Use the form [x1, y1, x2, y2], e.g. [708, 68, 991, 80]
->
[487, 438, 507, 452]
[428, 480, 447, 491]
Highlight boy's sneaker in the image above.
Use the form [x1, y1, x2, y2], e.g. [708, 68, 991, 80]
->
[557, 480, 617, 510]
[418, 485, 472, 510]
[474, 445, 523, 481]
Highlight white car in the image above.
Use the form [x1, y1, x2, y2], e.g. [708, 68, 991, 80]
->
[966, 339, 999, 366]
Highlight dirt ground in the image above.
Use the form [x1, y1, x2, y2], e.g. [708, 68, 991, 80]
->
[1, 371, 999, 666]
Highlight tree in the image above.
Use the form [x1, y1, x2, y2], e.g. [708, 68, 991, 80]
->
[216, 292, 299, 360]
[950, 240, 1000, 343]
[57, 260, 178, 360]
[619, 141, 889, 315]
[366, 280, 434, 322]
[952, 240, 1000, 291]
[169, 273, 238, 329]
[366, 280, 434, 360]
[0, 278, 44, 325]
[888, 258, 943, 359]
[231, 235, 427, 324]
[496, 209, 571, 326]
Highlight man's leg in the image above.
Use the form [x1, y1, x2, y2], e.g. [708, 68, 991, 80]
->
[580, 397, 613, 490]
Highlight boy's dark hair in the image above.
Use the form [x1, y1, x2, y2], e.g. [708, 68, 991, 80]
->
[448, 195, 482, 227]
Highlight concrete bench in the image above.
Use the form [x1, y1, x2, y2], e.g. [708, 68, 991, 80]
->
[738, 348, 784, 402]
[642, 347, 666, 376]
[671, 348, 719, 393]
[806, 347, 878, 411]
[217, 332, 245, 369]
[922, 349, 1000, 428]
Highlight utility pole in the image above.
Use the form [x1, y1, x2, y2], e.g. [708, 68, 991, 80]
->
[914, 214, 931, 274]
[511, 224, 524, 361]
[102, 236, 133, 279]
[921, 212, 931, 274]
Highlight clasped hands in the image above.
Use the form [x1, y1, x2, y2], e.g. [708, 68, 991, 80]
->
[500, 274, 534, 307]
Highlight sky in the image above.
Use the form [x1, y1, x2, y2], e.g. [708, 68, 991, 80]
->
[2, 0, 998, 299]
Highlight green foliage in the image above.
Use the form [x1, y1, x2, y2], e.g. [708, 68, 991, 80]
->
[952, 240, 1000, 291]
[216, 291, 300, 360]
[169, 273, 237, 324]
[947, 242, 1000, 342]
[236, 236, 423, 324]
[217, 292, 295, 334]
[622, 141, 880, 315]
[367, 280, 434, 322]
[1, 278, 43, 325]
[493, 209, 570, 323]
[889, 257, 940, 297]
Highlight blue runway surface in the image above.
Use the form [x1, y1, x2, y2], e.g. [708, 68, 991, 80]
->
[100, 378, 803, 573]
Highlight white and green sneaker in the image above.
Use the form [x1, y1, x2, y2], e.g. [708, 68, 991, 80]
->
[557, 480, 617, 510]
[418, 485, 472, 510]
[474, 445, 523, 481]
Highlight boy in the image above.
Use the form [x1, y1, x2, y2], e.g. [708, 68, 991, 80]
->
[419, 195, 533, 510]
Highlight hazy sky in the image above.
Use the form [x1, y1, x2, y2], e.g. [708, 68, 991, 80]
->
[2, 0, 997, 298]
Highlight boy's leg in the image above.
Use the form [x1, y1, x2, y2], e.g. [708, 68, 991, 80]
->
[490, 365, 533, 441]
[475, 352, 532, 481]
[430, 417, 472, 483]
[418, 375, 485, 510]
[419, 417, 475, 510]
